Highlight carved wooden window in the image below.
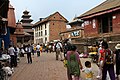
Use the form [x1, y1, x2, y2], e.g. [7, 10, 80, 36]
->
[98, 15, 112, 33]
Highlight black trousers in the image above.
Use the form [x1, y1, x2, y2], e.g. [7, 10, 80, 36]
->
[27, 52, 32, 63]
[116, 61, 120, 75]
[37, 51, 40, 57]
[10, 55, 16, 67]
[14, 55, 17, 67]
[64, 51, 67, 59]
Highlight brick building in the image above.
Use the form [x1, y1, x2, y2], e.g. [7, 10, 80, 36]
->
[33, 12, 68, 44]
[60, 19, 84, 40]
[77, 0, 120, 51]
[60, 19, 84, 52]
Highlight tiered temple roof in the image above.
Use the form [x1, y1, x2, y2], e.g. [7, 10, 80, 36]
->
[20, 10, 33, 33]
[21, 10, 33, 25]
[14, 21, 24, 36]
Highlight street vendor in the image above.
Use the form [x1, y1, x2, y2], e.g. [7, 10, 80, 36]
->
[89, 45, 98, 55]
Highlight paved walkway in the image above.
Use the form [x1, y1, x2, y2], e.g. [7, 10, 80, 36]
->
[10, 52, 99, 80]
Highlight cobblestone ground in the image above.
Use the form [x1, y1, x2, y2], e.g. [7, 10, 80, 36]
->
[10, 52, 99, 80]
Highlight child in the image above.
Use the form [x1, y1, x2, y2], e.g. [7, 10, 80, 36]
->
[82, 61, 93, 80]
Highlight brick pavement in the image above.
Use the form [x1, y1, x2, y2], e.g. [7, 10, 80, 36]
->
[10, 52, 100, 80]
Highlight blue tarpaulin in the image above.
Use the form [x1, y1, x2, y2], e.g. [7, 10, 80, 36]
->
[0, 27, 10, 49]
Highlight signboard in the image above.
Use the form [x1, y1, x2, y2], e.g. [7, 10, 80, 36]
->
[71, 31, 80, 37]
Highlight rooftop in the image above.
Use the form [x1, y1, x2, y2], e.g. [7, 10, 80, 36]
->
[33, 12, 68, 27]
[78, 0, 120, 19]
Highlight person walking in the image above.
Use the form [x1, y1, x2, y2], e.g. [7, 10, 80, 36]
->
[115, 44, 120, 79]
[8, 45, 15, 68]
[66, 44, 83, 80]
[96, 45, 104, 79]
[101, 41, 115, 80]
[97, 45, 102, 62]
[31, 44, 34, 55]
[20, 47, 25, 57]
[55, 41, 63, 61]
[36, 43, 40, 57]
[40, 45, 43, 53]
[63, 39, 71, 58]
[25, 44, 32, 64]
[33, 44, 36, 54]
[13, 46, 18, 67]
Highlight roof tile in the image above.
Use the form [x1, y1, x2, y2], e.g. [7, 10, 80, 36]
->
[78, 0, 120, 18]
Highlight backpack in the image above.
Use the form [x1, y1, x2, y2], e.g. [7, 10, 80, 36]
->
[64, 42, 71, 53]
[55, 42, 63, 52]
[67, 53, 80, 76]
[105, 49, 113, 64]
[57, 42, 63, 52]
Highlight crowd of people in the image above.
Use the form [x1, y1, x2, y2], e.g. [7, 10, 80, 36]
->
[52, 38, 120, 80]
[62, 39, 120, 80]
[0, 38, 120, 80]
[0, 41, 60, 79]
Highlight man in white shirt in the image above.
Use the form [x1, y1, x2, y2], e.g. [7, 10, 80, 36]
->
[36, 43, 40, 57]
[55, 41, 63, 61]
[8, 45, 15, 68]
[26, 44, 32, 64]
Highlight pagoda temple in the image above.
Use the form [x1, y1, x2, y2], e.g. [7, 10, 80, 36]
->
[14, 21, 24, 45]
[20, 10, 33, 44]
[8, 4, 17, 46]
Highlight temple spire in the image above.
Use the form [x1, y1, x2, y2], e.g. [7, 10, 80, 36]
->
[20, 10, 33, 29]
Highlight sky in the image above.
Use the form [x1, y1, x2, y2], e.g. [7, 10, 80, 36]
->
[10, 0, 106, 24]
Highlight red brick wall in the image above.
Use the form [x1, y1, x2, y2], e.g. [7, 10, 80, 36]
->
[113, 11, 120, 33]
[49, 21, 66, 41]
[50, 12, 67, 22]
[84, 18, 98, 37]
[84, 10, 120, 37]
[48, 12, 67, 41]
